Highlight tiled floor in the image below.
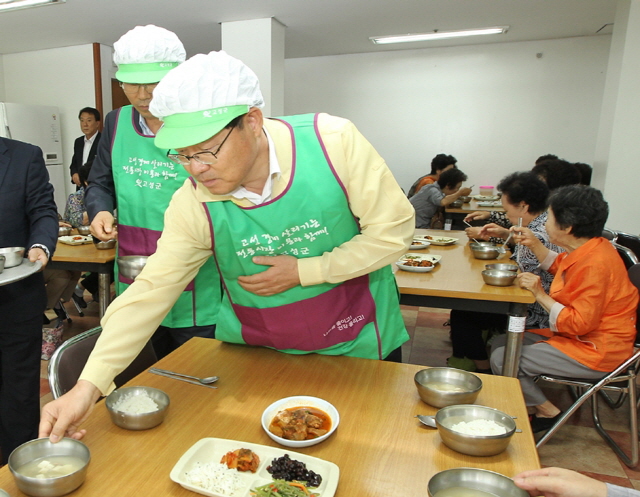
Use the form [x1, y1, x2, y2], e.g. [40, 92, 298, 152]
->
[39, 301, 640, 486]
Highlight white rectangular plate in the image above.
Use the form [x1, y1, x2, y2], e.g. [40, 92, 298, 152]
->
[476, 201, 502, 207]
[414, 235, 458, 246]
[58, 235, 93, 245]
[170, 438, 339, 497]
[396, 253, 442, 272]
[473, 195, 500, 201]
[410, 239, 431, 249]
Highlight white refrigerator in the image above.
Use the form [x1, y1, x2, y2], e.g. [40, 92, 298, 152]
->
[0, 102, 66, 213]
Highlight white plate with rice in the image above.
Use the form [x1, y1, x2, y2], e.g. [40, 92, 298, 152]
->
[413, 235, 458, 246]
[170, 438, 339, 497]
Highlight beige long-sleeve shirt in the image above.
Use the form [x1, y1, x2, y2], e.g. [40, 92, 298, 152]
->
[81, 113, 415, 394]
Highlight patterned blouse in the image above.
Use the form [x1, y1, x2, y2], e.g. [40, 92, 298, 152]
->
[510, 211, 563, 329]
[63, 187, 86, 228]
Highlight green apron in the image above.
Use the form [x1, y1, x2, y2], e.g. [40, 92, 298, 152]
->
[204, 113, 407, 359]
[111, 106, 220, 328]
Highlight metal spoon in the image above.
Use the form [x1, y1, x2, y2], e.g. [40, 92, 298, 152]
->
[415, 414, 437, 428]
[149, 367, 219, 385]
[496, 231, 513, 254]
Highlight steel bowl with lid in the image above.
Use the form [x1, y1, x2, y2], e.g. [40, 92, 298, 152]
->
[482, 269, 517, 287]
[0, 247, 25, 268]
[435, 404, 517, 456]
[94, 239, 116, 250]
[76, 225, 91, 236]
[485, 263, 518, 272]
[117, 256, 148, 280]
[469, 242, 500, 260]
[414, 367, 482, 408]
[58, 226, 72, 237]
[428, 467, 528, 497]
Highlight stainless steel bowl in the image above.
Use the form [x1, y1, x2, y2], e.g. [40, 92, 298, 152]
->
[459, 196, 472, 203]
[0, 254, 4, 274]
[58, 226, 72, 237]
[76, 225, 91, 236]
[94, 239, 116, 250]
[117, 256, 148, 280]
[482, 269, 517, 287]
[0, 247, 25, 268]
[105, 386, 170, 430]
[450, 200, 463, 208]
[414, 368, 482, 408]
[485, 263, 518, 272]
[8, 437, 90, 497]
[470, 242, 500, 260]
[428, 467, 528, 497]
[435, 404, 517, 456]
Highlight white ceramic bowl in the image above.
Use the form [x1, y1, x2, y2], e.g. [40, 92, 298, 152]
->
[261, 395, 340, 448]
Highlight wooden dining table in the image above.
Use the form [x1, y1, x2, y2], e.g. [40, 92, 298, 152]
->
[48, 236, 115, 317]
[395, 229, 536, 377]
[0, 338, 540, 496]
[444, 199, 505, 230]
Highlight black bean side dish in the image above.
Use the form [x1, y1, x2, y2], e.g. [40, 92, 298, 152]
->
[267, 454, 323, 487]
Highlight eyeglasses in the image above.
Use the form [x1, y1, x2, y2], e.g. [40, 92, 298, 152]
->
[167, 126, 235, 167]
[119, 82, 159, 95]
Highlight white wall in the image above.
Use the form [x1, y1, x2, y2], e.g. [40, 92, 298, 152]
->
[285, 36, 611, 194]
[0, 56, 5, 101]
[2, 44, 97, 204]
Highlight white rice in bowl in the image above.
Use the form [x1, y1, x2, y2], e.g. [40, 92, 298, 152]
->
[111, 391, 158, 414]
[450, 419, 507, 436]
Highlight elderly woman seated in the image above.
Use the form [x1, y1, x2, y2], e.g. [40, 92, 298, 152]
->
[449, 172, 561, 372]
[490, 185, 639, 433]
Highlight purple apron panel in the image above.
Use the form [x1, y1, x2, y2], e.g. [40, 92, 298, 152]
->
[117, 224, 194, 290]
[233, 274, 377, 351]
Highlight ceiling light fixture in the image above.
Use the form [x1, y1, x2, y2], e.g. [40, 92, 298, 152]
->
[0, 0, 65, 12]
[370, 26, 509, 45]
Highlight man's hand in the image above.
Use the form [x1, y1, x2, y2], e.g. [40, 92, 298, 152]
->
[513, 467, 607, 497]
[237, 255, 301, 296]
[72, 173, 81, 187]
[39, 380, 102, 442]
[29, 247, 49, 269]
[90, 211, 118, 241]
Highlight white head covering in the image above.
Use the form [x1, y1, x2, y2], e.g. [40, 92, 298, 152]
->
[150, 51, 264, 149]
[114, 25, 186, 84]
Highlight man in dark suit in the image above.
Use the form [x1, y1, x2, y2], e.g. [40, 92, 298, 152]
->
[69, 107, 101, 188]
[0, 137, 58, 463]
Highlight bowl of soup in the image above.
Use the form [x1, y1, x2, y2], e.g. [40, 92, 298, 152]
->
[414, 367, 482, 408]
[8, 437, 90, 497]
[261, 395, 339, 448]
[428, 468, 528, 497]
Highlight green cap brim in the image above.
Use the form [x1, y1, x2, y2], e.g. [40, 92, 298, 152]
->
[154, 105, 249, 149]
[116, 62, 180, 84]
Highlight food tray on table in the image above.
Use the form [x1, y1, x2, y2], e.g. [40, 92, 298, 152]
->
[0, 259, 42, 286]
[476, 201, 502, 207]
[170, 438, 340, 497]
[410, 238, 431, 250]
[413, 235, 458, 246]
[58, 235, 93, 245]
[395, 253, 442, 272]
[473, 195, 500, 201]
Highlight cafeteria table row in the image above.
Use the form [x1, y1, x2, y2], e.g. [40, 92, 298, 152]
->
[0, 338, 540, 496]
[47, 237, 116, 318]
[396, 229, 535, 377]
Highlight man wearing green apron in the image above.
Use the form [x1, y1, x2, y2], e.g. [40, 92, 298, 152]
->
[85, 25, 220, 357]
[40, 51, 414, 442]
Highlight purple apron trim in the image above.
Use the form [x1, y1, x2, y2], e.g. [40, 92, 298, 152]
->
[129, 108, 155, 138]
[116, 224, 194, 290]
[234, 274, 376, 351]
[313, 114, 348, 200]
[109, 107, 122, 154]
[241, 119, 297, 210]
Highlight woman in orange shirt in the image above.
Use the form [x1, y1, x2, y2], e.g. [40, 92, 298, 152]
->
[491, 185, 638, 433]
